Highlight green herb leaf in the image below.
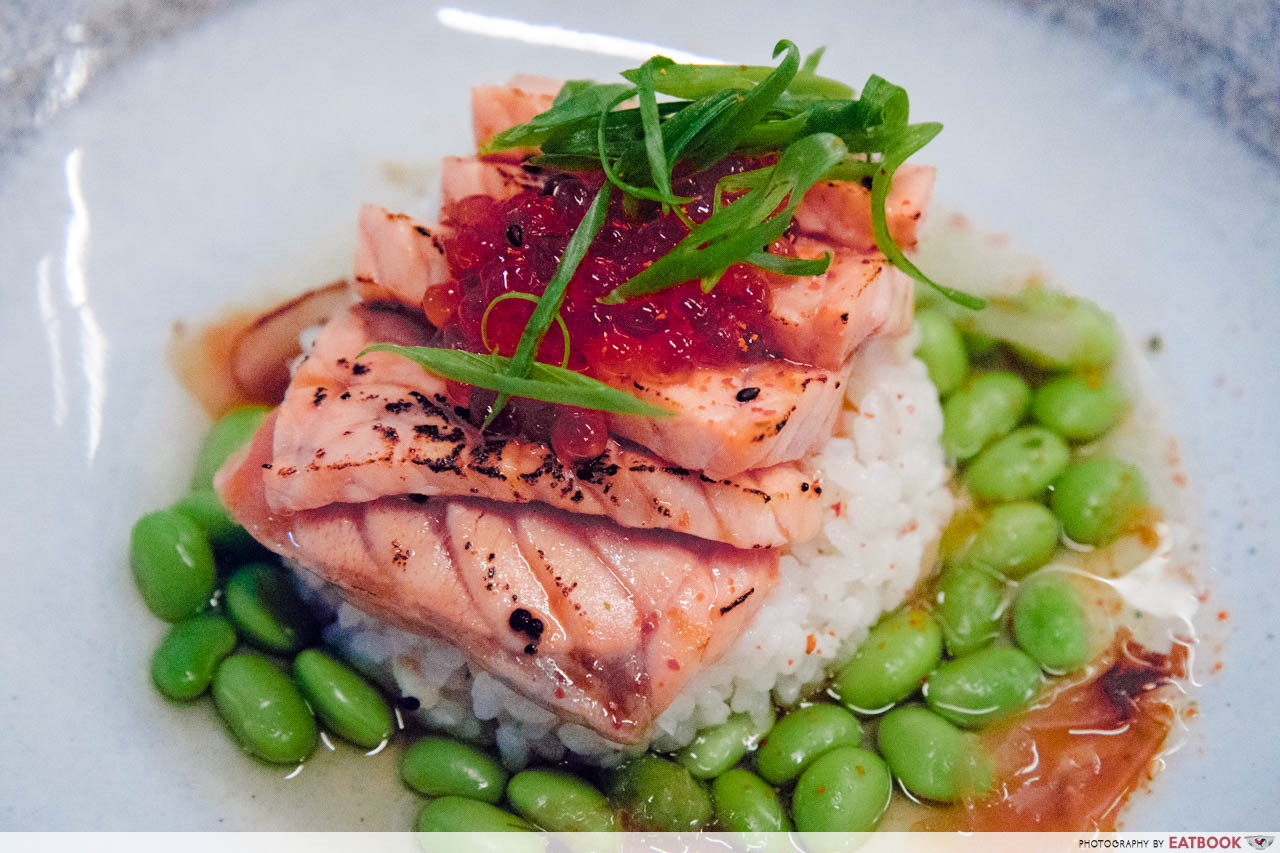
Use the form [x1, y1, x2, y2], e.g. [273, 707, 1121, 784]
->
[745, 250, 831, 276]
[621, 57, 851, 100]
[359, 345, 672, 418]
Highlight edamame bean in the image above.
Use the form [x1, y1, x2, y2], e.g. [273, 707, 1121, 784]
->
[1050, 457, 1148, 546]
[130, 509, 217, 622]
[1013, 574, 1091, 672]
[941, 372, 1031, 460]
[915, 309, 969, 397]
[1031, 375, 1125, 442]
[191, 405, 272, 489]
[830, 608, 942, 714]
[965, 426, 1070, 502]
[293, 649, 392, 749]
[172, 488, 254, 553]
[876, 705, 993, 803]
[608, 754, 712, 831]
[507, 768, 619, 832]
[711, 768, 790, 833]
[791, 747, 892, 832]
[414, 797, 534, 833]
[969, 289, 1119, 371]
[678, 708, 774, 780]
[934, 566, 1006, 657]
[948, 501, 1060, 579]
[401, 736, 509, 804]
[150, 613, 237, 700]
[923, 646, 1042, 728]
[963, 330, 998, 358]
[754, 704, 863, 785]
[212, 654, 316, 764]
[223, 562, 318, 654]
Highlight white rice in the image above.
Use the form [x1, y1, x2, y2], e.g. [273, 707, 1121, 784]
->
[294, 331, 953, 768]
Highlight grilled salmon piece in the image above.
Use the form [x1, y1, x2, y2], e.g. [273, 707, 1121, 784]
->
[792, 164, 935, 253]
[605, 359, 847, 479]
[353, 205, 452, 308]
[441, 156, 545, 206]
[471, 75, 559, 152]
[763, 247, 914, 370]
[266, 303, 823, 549]
[216, 414, 779, 743]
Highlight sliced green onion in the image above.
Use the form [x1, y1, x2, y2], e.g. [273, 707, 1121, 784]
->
[359, 345, 671, 418]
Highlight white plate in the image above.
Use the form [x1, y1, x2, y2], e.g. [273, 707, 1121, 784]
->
[2, 0, 1277, 831]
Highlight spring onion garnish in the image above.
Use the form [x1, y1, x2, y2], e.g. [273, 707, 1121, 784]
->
[374, 41, 980, 428]
[359, 345, 671, 418]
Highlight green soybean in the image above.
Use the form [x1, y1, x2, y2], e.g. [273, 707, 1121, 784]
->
[963, 330, 999, 358]
[401, 736, 509, 804]
[223, 562, 319, 654]
[915, 309, 969, 397]
[507, 768, 618, 832]
[969, 289, 1120, 371]
[830, 607, 942, 714]
[1031, 375, 1125, 442]
[130, 509, 218, 622]
[942, 371, 1031, 460]
[678, 708, 773, 780]
[191, 404, 272, 489]
[754, 704, 863, 785]
[212, 654, 316, 764]
[414, 797, 534, 833]
[1051, 457, 1148, 546]
[711, 768, 790, 833]
[791, 746, 893, 832]
[877, 705, 993, 803]
[293, 649, 392, 749]
[608, 754, 712, 831]
[1013, 574, 1091, 672]
[150, 613, 237, 700]
[948, 501, 1060, 579]
[923, 646, 1042, 728]
[172, 488, 255, 553]
[935, 566, 1007, 657]
[965, 426, 1070, 502]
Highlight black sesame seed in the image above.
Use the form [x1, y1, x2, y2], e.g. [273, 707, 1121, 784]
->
[736, 387, 761, 403]
[506, 223, 523, 248]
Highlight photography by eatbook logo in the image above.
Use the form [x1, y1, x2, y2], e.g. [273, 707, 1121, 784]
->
[1246, 838, 1274, 851]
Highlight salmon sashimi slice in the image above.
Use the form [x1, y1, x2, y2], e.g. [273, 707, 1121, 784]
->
[266, 303, 824, 549]
[353, 205, 452, 307]
[604, 359, 847, 479]
[216, 413, 780, 743]
[441, 156, 546, 206]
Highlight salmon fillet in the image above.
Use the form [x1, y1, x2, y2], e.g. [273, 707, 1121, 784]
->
[353, 205, 452, 308]
[267, 303, 824, 549]
[605, 359, 848, 479]
[217, 412, 779, 743]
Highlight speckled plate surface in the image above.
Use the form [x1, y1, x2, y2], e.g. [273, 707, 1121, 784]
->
[1, 0, 1277, 830]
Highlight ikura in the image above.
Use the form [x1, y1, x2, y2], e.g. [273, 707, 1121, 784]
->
[431, 156, 784, 382]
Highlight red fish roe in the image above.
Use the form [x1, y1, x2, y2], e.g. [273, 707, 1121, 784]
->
[432, 156, 787, 382]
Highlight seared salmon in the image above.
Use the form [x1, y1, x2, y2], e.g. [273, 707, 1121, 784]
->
[267, 303, 824, 549]
[217, 412, 779, 743]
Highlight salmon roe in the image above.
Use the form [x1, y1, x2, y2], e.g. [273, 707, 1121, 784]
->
[430, 156, 787, 383]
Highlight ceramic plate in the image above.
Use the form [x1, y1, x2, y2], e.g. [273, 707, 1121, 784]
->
[2, 0, 1277, 830]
